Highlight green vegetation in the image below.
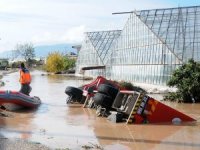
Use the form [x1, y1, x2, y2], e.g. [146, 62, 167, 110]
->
[118, 81, 147, 93]
[45, 52, 76, 73]
[118, 81, 134, 90]
[63, 56, 76, 70]
[46, 52, 64, 73]
[164, 59, 200, 103]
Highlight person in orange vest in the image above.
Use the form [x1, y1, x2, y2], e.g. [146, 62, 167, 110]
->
[19, 62, 32, 95]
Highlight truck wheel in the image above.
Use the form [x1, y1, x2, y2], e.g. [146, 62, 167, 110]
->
[65, 86, 83, 102]
[93, 92, 114, 109]
[97, 84, 119, 99]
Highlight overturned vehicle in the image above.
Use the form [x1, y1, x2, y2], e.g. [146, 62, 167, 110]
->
[65, 76, 196, 124]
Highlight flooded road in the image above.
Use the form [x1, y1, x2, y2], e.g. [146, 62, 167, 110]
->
[0, 70, 200, 150]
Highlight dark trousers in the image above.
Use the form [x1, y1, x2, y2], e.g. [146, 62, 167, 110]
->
[20, 84, 31, 96]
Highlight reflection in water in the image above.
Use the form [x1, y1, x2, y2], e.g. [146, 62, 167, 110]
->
[0, 110, 36, 140]
[0, 70, 200, 150]
[92, 122, 200, 150]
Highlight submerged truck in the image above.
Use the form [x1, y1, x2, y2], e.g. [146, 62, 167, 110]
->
[0, 59, 9, 70]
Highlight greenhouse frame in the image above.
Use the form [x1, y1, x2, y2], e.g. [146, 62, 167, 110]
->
[76, 6, 200, 85]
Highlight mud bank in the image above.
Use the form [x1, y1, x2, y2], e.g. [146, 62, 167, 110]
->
[0, 135, 50, 150]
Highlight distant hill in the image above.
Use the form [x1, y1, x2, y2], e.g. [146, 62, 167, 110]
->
[34, 43, 77, 58]
[0, 43, 78, 59]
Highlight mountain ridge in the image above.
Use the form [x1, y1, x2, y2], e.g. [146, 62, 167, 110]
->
[0, 43, 78, 59]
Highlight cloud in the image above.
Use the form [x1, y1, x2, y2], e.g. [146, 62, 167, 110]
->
[0, 0, 198, 52]
[31, 25, 86, 45]
[61, 26, 86, 43]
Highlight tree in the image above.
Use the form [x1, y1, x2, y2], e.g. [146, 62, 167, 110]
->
[63, 56, 76, 70]
[16, 43, 35, 65]
[45, 52, 64, 73]
[166, 59, 200, 103]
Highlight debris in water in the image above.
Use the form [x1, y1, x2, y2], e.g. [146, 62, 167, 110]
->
[81, 145, 93, 149]
[82, 143, 104, 150]
[0, 112, 11, 117]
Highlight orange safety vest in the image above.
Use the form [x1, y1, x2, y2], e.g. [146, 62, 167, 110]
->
[19, 69, 31, 84]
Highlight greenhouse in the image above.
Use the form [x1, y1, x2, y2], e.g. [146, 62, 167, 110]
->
[76, 6, 200, 85]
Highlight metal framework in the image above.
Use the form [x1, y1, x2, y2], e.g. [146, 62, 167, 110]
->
[76, 30, 121, 76]
[76, 6, 200, 85]
[138, 6, 200, 62]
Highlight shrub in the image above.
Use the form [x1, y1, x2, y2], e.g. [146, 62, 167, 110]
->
[165, 59, 200, 103]
[118, 81, 134, 90]
[118, 81, 146, 93]
[45, 52, 64, 73]
[163, 92, 182, 102]
[63, 56, 76, 70]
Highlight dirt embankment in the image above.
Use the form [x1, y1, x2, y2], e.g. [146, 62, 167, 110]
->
[0, 135, 50, 150]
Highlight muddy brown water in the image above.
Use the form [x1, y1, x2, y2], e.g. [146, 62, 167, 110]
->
[0, 70, 200, 150]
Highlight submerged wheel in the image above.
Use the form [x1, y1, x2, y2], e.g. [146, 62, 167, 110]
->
[65, 86, 83, 102]
[93, 92, 114, 109]
[97, 84, 119, 99]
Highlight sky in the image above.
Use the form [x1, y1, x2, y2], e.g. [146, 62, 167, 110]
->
[0, 0, 199, 52]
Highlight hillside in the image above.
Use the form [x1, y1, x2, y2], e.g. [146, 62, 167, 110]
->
[0, 43, 78, 59]
[34, 43, 77, 57]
